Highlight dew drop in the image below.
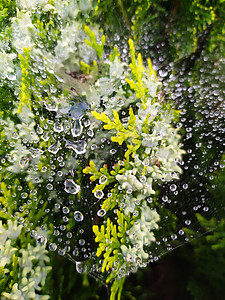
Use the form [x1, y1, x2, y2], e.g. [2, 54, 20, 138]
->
[64, 179, 80, 194]
[94, 190, 104, 199]
[159, 69, 168, 77]
[29, 148, 44, 158]
[7, 73, 16, 81]
[110, 149, 117, 155]
[139, 175, 146, 183]
[54, 122, 63, 133]
[36, 126, 43, 135]
[74, 211, 84, 222]
[44, 102, 58, 112]
[58, 248, 66, 256]
[55, 203, 60, 209]
[97, 209, 106, 217]
[11, 132, 19, 139]
[30, 230, 37, 238]
[79, 239, 85, 246]
[37, 235, 47, 246]
[87, 129, 94, 137]
[182, 183, 188, 189]
[83, 119, 90, 127]
[49, 243, 57, 251]
[76, 261, 87, 274]
[71, 119, 83, 137]
[48, 140, 61, 154]
[46, 183, 53, 190]
[65, 139, 87, 154]
[170, 184, 177, 192]
[162, 195, 168, 202]
[62, 206, 70, 214]
[99, 175, 107, 184]
[171, 234, 177, 240]
[185, 220, 191, 226]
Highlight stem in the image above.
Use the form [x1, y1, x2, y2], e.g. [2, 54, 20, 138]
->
[117, 0, 130, 28]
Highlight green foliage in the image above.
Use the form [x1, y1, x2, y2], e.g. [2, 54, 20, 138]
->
[92, 107, 140, 149]
[126, 39, 156, 102]
[18, 48, 32, 113]
[110, 277, 125, 300]
[0, 0, 16, 28]
[93, 212, 129, 299]
[0, 265, 12, 295]
[186, 214, 225, 300]
[93, 214, 125, 275]
[83, 160, 115, 193]
[84, 25, 105, 59]
[0, 1, 224, 300]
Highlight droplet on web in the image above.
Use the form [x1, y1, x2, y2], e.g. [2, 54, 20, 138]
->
[64, 179, 80, 194]
[37, 235, 47, 246]
[65, 139, 87, 154]
[76, 261, 87, 273]
[49, 243, 57, 251]
[99, 175, 107, 184]
[71, 119, 83, 137]
[97, 209, 106, 217]
[94, 190, 104, 199]
[48, 140, 61, 154]
[74, 211, 84, 222]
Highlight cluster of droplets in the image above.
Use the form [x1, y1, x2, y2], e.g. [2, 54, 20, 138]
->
[0, 0, 224, 285]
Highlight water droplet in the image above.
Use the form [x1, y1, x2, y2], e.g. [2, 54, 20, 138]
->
[37, 235, 47, 246]
[183, 183, 188, 189]
[71, 119, 83, 137]
[36, 126, 43, 134]
[29, 148, 44, 158]
[139, 175, 146, 183]
[162, 196, 168, 202]
[65, 140, 87, 154]
[171, 234, 177, 240]
[55, 203, 60, 209]
[73, 248, 79, 256]
[79, 239, 85, 246]
[87, 129, 94, 137]
[170, 184, 177, 192]
[41, 132, 49, 141]
[76, 261, 87, 273]
[21, 192, 28, 199]
[97, 209, 106, 217]
[66, 232, 72, 238]
[185, 220, 191, 226]
[62, 206, 70, 214]
[7, 73, 16, 81]
[74, 211, 84, 222]
[83, 119, 90, 127]
[49, 243, 57, 251]
[30, 230, 37, 238]
[58, 248, 66, 256]
[99, 175, 107, 184]
[48, 140, 61, 154]
[159, 69, 168, 77]
[46, 183, 53, 190]
[54, 122, 63, 133]
[44, 102, 58, 112]
[110, 149, 117, 155]
[64, 179, 80, 194]
[11, 132, 19, 139]
[94, 190, 104, 199]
